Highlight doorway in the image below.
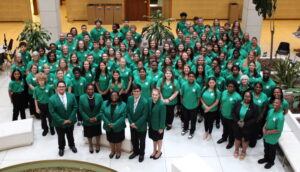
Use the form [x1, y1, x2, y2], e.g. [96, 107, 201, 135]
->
[125, 0, 149, 21]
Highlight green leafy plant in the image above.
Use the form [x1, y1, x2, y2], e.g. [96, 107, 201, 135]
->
[272, 55, 300, 88]
[142, 10, 174, 45]
[17, 20, 51, 52]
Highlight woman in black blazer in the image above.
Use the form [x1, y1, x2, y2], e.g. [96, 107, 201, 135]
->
[232, 91, 258, 160]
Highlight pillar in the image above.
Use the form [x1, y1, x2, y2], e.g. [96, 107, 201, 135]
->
[38, 0, 61, 43]
[242, 0, 263, 43]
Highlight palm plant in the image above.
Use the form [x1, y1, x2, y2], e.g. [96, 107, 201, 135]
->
[272, 55, 300, 88]
[142, 10, 174, 45]
[253, 0, 277, 59]
[17, 20, 51, 52]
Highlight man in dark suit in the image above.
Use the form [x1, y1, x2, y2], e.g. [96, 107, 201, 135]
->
[126, 84, 148, 162]
[49, 81, 78, 156]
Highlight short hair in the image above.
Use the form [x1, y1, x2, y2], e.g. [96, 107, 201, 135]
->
[132, 84, 141, 91]
[11, 69, 22, 81]
[240, 75, 249, 81]
[193, 16, 199, 21]
[19, 42, 27, 47]
[180, 12, 187, 17]
[36, 72, 48, 83]
[73, 67, 82, 74]
[57, 80, 66, 87]
[188, 71, 195, 76]
[94, 19, 103, 25]
[227, 80, 238, 88]
[81, 24, 87, 28]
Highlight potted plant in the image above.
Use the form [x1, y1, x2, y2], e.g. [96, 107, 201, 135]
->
[17, 20, 51, 52]
[141, 10, 174, 46]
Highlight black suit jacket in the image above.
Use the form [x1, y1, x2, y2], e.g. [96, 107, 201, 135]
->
[232, 100, 258, 131]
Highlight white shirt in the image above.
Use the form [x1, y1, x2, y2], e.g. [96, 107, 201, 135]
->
[133, 96, 141, 113]
[59, 93, 67, 110]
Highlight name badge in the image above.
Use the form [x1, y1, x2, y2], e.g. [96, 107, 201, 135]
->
[273, 117, 276, 122]
[229, 98, 233, 101]
[33, 78, 36, 81]
[218, 82, 221, 84]
[145, 82, 149, 85]
[155, 75, 158, 78]
[170, 86, 173, 89]
[126, 72, 129, 75]
[89, 74, 92, 77]
[45, 90, 49, 93]
[192, 89, 196, 92]
[211, 93, 214, 96]
[266, 86, 270, 89]
[258, 100, 262, 103]
[80, 83, 83, 86]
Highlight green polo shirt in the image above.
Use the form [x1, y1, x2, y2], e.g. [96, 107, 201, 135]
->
[76, 50, 89, 63]
[11, 64, 26, 76]
[9, 80, 25, 93]
[90, 49, 103, 64]
[72, 77, 87, 96]
[26, 73, 38, 95]
[264, 109, 284, 145]
[33, 84, 54, 104]
[116, 67, 132, 89]
[252, 92, 268, 113]
[239, 101, 249, 122]
[109, 80, 125, 92]
[90, 27, 107, 41]
[201, 88, 221, 112]
[83, 70, 95, 85]
[133, 76, 153, 98]
[221, 90, 242, 119]
[181, 82, 201, 110]
[268, 98, 289, 112]
[226, 74, 242, 85]
[20, 51, 31, 65]
[97, 73, 111, 92]
[261, 79, 276, 97]
[156, 79, 180, 105]
[64, 40, 77, 53]
[55, 39, 66, 50]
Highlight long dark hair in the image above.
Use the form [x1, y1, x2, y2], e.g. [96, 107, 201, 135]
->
[81, 61, 92, 77]
[269, 87, 284, 105]
[95, 62, 108, 82]
[111, 70, 122, 88]
[195, 64, 206, 79]
[242, 91, 254, 108]
[159, 68, 176, 93]
[201, 77, 217, 101]
[11, 69, 22, 81]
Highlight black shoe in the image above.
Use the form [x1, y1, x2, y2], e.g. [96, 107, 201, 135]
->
[116, 153, 121, 159]
[139, 155, 144, 162]
[216, 123, 220, 129]
[89, 147, 94, 154]
[50, 128, 55, 135]
[226, 143, 233, 149]
[58, 149, 64, 157]
[153, 152, 162, 160]
[217, 138, 226, 144]
[129, 153, 138, 159]
[150, 151, 157, 159]
[35, 114, 41, 119]
[166, 126, 172, 130]
[264, 162, 274, 169]
[70, 146, 77, 153]
[109, 152, 115, 159]
[77, 121, 82, 126]
[198, 118, 203, 123]
[258, 158, 268, 164]
[42, 130, 48, 136]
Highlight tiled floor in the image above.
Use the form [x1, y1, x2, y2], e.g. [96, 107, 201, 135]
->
[0, 71, 289, 171]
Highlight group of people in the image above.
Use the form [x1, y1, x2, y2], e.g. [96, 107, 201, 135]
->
[8, 12, 286, 169]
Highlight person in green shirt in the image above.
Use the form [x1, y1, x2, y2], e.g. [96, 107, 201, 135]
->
[79, 84, 103, 154]
[116, 58, 133, 102]
[201, 77, 221, 140]
[133, 68, 153, 98]
[100, 91, 126, 159]
[246, 37, 261, 57]
[148, 61, 164, 87]
[267, 87, 289, 115]
[250, 82, 268, 148]
[218, 80, 242, 149]
[19, 42, 31, 65]
[64, 33, 77, 53]
[76, 40, 90, 63]
[126, 84, 149, 162]
[95, 62, 111, 100]
[8, 69, 26, 120]
[90, 19, 107, 42]
[72, 67, 87, 126]
[55, 33, 66, 50]
[26, 64, 39, 118]
[110, 23, 124, 41]
[48, 81, 78, 157]
[226, 65, 242, 85]
[76, 24, 90, 41]
[181, 72, 201, 139]
[120, 20, 130, 35]
[109, 70, 125, 98]
[261, 69, 276, 97]
[42, 63, 56, 88]
[148, 88, 166, 160]
[176, 12, 188, 33]
[258, 99, 284, 169]
[33, 72, 55, 136]
[156, 69, 180, 130]
[11, 53, 26, 77]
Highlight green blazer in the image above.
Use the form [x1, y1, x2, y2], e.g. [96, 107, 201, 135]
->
[79, 93, 103, 126]
[126, 96, 148, 132]
[148, 98, 166, 131]
[48, 93, 77, 128]
[101, 101, 126, 133]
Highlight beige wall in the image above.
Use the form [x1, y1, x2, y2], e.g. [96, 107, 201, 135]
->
[0, 0, 32, 21]
[171, 0, 300, 20]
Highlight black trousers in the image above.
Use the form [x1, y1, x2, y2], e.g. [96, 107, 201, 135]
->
[182, 106, 198, 134]
[38, 103, 53, 132]
[249, 122, 260, 147]
[263, 140, 277, 164]
[55, 126, 75, 150]
[28, 94, 37, 116]
[166, 105, 176, 126]
[204, 111, 217, 134]
[215, 110, 221, 125]
[221, 116, 234, 145]
[12, 92, 26, 121]
[130, 128, 146, 156]
[75, 96, 82, 122]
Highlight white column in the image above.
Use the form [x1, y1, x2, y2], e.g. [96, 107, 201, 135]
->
[38, 0, 61, 43]
[242, 0, 263, 43]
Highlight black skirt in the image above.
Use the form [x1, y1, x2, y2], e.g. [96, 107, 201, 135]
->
[106, 129, 125, 143]
[233, 125, 252, 141]
[149, 127, 164, 141]
[84, 125, 102, 138]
